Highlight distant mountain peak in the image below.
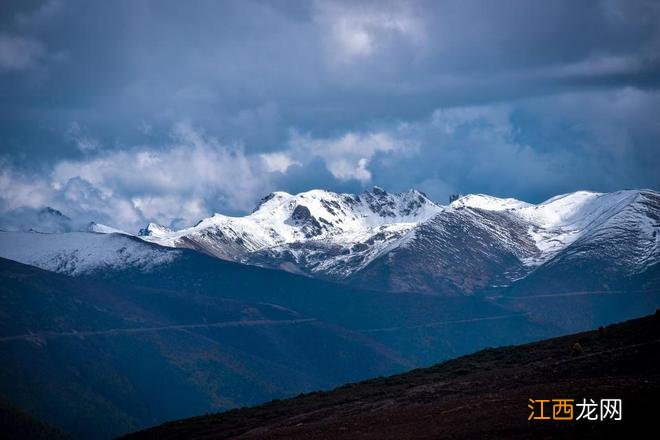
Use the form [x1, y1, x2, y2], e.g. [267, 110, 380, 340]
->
[0, 205, 74, 234]
[138, 222, 173, 237]
[137, 187, 444, 272]
[248, 188, 440, 222]
[39, 206, 70, 220]
[252, 191, 292, 213]
[87, 222, 128, 235]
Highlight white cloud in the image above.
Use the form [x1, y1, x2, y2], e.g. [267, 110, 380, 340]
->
[0, 124, 285, 232]
[48, 123, 275, 228]
[2, 118, 425, 232]
[289, 130, 412, 183]
[3, 88, 658, 233]
[0, 120, 423, 232]
[260, 152, 300, 173]
[0, 162, 52, 210]
[130, 195, 206, 227]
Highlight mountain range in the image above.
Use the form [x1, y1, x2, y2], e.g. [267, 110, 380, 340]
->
[0, 187, 659, 438]
[0, 187, 660, 295]
[3, 188, 659, 296]
[131, 188, 660, 294]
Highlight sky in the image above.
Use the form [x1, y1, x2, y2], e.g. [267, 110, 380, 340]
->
[1, 0, 659, 232]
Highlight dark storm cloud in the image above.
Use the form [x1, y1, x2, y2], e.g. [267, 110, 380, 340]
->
[0, 0, 659, 231]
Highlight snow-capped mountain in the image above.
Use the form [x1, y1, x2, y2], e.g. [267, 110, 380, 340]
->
[136, 187, 660, 294]
[139, 187, 442, 277]
[0, 206, 74, 233]
[453, 189, 659, 268]
[87, 222, 130, 235]
[0, 187, 657, 295]
[350, 189, 659, 293]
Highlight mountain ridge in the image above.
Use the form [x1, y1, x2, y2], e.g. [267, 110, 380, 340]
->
[138, 188, 659, 280]
[0, 188, 658, 296]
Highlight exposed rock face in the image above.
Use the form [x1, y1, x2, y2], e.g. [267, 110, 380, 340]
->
[289, 205, 324, 238]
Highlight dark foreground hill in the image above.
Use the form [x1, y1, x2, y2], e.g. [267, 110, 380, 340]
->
[0, 256, 556, 439]
[125, 312, 660, 440]
[0, 398, 69, 440]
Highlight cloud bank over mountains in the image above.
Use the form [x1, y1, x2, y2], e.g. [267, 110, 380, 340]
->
[0, 0, 659, 231]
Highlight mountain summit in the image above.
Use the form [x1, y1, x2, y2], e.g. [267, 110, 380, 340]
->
[139, 187, 442, 275]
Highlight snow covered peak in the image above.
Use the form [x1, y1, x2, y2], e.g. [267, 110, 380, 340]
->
[445, 189, 659, 268]
[450, 194, 530, 211]
[358, 187, 438, 219]
[0, 206, 74, 233]
[513, 190, 654, 266]
[514, 190, 633, 228]
[132, 187, 658, 280]
[87, 222, 129, 235]
[247, 187, 441, 231]
[138, 188, 443, 257]
[252, 191, 293, 213]
[138, 222, 173, 237]
[448, 190, 641, 228]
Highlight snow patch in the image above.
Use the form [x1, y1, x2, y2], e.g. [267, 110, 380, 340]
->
[0, 231, 180, 275]
[450, 194, 530, 211]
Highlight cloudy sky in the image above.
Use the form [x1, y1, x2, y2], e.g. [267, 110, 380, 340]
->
[1, 0, 659, 231]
